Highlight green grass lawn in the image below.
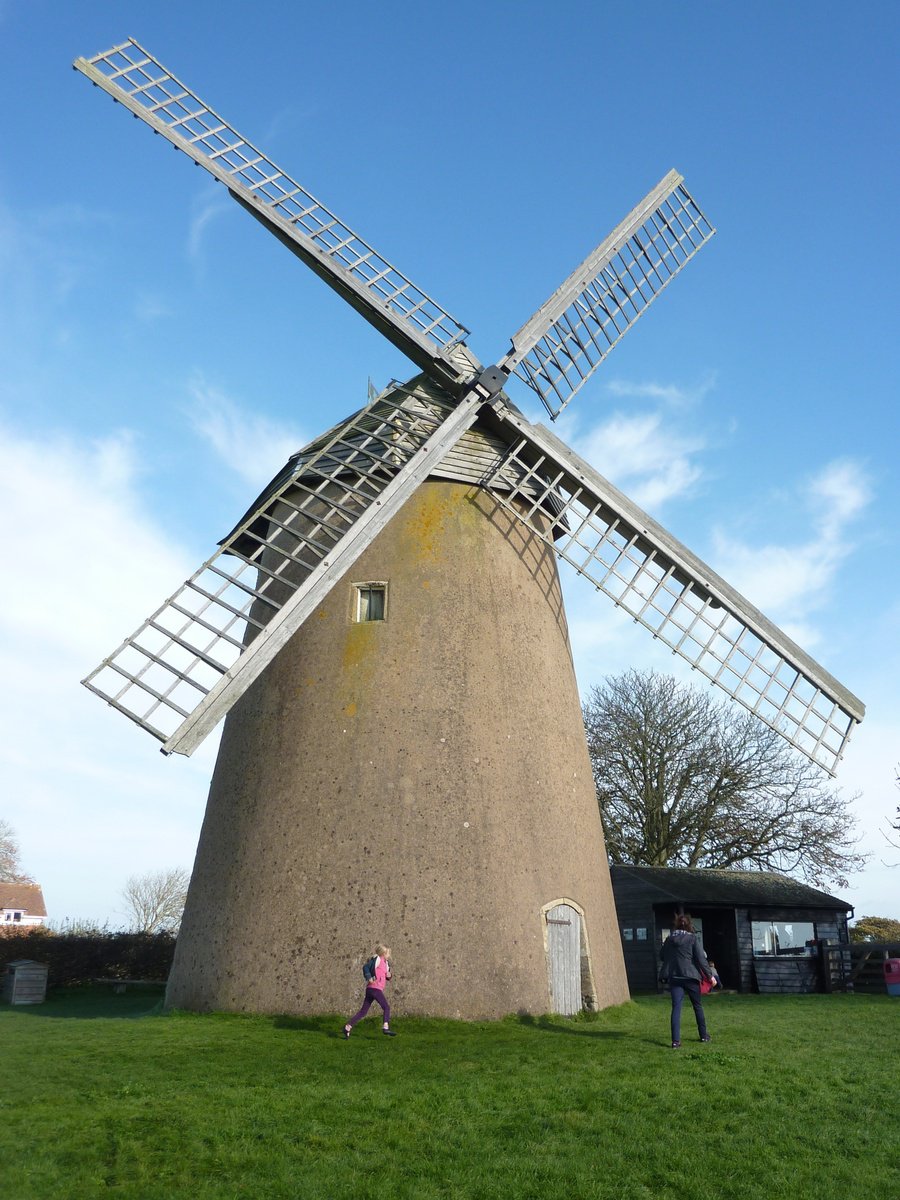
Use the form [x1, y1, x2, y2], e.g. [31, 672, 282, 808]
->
[1, 988, 898, 1199]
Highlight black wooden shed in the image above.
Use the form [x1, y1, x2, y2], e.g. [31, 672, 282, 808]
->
[609, 865, 853, 994]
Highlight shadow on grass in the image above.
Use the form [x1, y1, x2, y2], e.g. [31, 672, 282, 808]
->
[273, 1015, 343, 1037]
[272, 1015, 406, 1039]
[272, 1012, 634, 1041]
[513, 1013, 628, 1039]
[1, 985, 166, 1020]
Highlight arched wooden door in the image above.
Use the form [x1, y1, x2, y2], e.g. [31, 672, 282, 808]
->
[545, 902, 582, 1015]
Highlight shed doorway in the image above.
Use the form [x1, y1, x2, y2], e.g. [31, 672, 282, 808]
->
[544, 901, 585, 1015]
[658, 905, 739, 989]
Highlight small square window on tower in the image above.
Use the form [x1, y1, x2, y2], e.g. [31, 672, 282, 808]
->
[353, 582, 387, 623]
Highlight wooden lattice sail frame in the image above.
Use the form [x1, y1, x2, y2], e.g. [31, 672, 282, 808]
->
[73, 39, 864, 1017]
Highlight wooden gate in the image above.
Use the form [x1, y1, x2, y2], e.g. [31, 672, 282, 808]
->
[546, 902, 582, 1015]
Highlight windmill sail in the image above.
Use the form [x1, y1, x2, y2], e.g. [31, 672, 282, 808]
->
[502, 172, 715, 419]
[75, 40, 862, 774]
[73, 40, 475, 393]
[480, 406, 864, 774]
[83, 387, 483, 756]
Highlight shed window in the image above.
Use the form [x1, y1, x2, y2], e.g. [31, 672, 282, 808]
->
[354, 583, 386, 622]
[752, 920, 816, 957]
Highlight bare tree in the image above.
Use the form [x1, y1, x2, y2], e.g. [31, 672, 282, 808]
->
[0, 819, 33, 884]
[583, 669, 867, 889]
[883, 765, 900, 859]
[121, 868, 190, 934]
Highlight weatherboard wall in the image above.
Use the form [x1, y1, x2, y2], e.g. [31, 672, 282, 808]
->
[609, 867, 852, 995]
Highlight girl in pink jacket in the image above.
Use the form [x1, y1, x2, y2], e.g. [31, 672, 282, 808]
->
[343, 944, 396, 1037]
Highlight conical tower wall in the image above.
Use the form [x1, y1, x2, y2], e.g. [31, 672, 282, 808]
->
[166, 479, 628, 1018]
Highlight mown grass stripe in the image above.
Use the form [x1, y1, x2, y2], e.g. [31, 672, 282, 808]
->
[0, 990, 897, 1199]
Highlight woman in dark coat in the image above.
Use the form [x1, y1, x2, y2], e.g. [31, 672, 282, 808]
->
[659, 913, 717, 1048]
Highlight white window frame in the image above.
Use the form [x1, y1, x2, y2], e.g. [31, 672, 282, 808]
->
[751, 919, 817, 957]
[352, 581, 388, 623]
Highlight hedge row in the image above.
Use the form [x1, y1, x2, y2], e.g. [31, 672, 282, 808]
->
[0, 930, 176, 987]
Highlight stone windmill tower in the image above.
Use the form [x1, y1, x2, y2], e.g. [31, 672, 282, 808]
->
[76, 40, 864, 1019]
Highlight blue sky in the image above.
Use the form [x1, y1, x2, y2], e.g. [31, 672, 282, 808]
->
[1, 1, 898, 927]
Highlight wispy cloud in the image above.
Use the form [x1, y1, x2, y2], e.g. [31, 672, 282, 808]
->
[552, 374, 719, 511]
[0, 201, 98, 327]
[0, 420, 213, 924]
[810, 459, 872, 540]
[0, 422, 190, 656]
[188, 190, 232, 261]
[263, 103, 318, 147]
[186, 376, 304, 486]
[559, 407, 708, 510]
[604, 372, 717, 408]
[134, 292, 172, 323]
[710, 458, 872, 645]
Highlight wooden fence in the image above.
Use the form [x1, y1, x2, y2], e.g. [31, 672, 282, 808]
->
[819, 940, 900, 993]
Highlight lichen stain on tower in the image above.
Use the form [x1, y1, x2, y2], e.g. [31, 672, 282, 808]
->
[397, 481, 485, 567]
[339, 618, 379, 717]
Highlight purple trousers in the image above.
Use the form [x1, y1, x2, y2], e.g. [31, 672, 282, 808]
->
[347, 986, 390, 1027]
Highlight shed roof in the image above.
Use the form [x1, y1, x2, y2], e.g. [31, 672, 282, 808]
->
[609, 866, 851, 912]
[0, 882, 47, 916]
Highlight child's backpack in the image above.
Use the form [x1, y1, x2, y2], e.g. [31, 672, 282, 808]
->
[362, 955, 378, 983]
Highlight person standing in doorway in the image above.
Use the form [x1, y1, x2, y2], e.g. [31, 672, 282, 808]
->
[659, 914, 716, 1048]
[343, 944, 396, 1038]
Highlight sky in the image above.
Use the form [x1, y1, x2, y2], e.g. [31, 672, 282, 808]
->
[1, 1, 898, 929]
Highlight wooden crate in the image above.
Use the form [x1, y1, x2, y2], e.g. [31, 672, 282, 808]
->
[2, 959, 49, 1004]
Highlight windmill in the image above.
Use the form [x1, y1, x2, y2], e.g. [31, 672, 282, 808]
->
[75, 40, 864, 1019]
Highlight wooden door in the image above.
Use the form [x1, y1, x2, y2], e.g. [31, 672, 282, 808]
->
[546, 903, 582, 1015]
